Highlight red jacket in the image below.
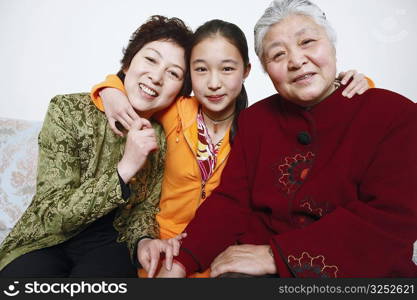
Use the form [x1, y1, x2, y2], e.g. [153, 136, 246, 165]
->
[176, 87, 417, 277]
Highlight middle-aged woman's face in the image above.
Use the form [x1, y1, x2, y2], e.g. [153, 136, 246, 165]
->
[262, 14, 337, 106]
[124, 40, 186, 116]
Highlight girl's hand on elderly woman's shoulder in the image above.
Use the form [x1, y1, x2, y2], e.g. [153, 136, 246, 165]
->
[338, 70, 372, 99]
[100, 87, 141, 136]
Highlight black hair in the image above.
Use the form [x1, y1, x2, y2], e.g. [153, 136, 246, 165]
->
[190, 19, 250, 143]
[117, 15, 193, 97]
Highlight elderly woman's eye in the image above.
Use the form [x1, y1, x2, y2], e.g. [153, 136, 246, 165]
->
[273, 52, 285, 60]
[302, 39, 315, 45]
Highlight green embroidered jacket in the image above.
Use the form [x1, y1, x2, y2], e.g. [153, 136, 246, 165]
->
[0, 93, 166, 270]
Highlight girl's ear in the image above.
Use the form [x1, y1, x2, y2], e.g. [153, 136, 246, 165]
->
[243, 63, 252, 80]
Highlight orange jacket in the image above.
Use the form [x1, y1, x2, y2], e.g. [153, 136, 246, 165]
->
[91, 76, 231, 277]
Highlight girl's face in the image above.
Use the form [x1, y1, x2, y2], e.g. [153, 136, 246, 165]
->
[191, 35, 250, 117]
[124, 40, 186, 117]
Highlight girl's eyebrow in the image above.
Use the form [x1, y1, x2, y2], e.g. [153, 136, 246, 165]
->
[192, 58, 239, 65]
[222, 59, 239, 65]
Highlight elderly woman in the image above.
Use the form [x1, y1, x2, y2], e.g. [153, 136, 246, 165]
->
[0, 16, 192, 277]
[158, 0, 417, 278]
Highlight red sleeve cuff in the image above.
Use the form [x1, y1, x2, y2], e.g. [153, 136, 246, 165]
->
[269, 239, 293, 277]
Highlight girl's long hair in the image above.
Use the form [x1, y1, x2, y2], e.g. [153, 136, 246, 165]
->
[190, 20, 250, 143]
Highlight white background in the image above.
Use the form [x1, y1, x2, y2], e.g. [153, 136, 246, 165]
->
[0, 0, 416, 121]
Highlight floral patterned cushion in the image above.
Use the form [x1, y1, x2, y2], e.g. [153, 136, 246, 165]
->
[0, 118, 42, 243]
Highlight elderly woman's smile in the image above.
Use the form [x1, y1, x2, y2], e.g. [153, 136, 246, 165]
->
[263, 14, 337, 106]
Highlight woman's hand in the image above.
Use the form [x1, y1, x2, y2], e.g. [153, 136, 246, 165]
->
[99, 88, 141, 136]
[117, 119, 157, 183]
[210, 244, 277, 278]
[137, 233, 187, 278]
[338, 70, 371, 99]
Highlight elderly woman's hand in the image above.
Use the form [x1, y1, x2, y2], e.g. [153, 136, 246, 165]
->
[338, 70, 372, 99]
[209, 244, 277, 278]
[99, 87, 141, 136]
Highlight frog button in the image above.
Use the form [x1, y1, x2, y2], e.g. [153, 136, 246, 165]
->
[129, 177, 137, 184]
[125, 203, 133, 210]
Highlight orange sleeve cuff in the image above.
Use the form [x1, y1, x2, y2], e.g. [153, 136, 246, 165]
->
[365, 76, 375, 89]
[90, 74, 126, 112]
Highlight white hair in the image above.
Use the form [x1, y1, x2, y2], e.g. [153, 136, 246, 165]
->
[254, 0, 337, 65]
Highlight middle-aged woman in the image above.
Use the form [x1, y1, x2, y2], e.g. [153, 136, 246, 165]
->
[0, 15, 193, 277]
[158, 0, 417, 278]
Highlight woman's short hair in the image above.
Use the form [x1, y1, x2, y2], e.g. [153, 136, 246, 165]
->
[118, 15, 193, 97]
[254, 0, 337, 66]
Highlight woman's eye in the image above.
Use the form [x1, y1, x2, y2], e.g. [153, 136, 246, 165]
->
[169, 71, 180, 79]
[146, 57, 156, 63]
[302, 39, 314, 45]
[273, 52, 285, 60]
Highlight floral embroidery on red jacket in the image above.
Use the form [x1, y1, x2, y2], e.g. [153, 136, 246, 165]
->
[277, 152, 315, 194]
[292, 197, 333, 227]
[288, 251, 338, 278]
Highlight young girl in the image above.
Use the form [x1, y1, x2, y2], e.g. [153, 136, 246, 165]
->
[0, 15, 192, 277]
[91, 19, 372, 277]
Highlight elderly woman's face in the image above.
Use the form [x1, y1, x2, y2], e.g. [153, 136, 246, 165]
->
[263, 14, 337, 106]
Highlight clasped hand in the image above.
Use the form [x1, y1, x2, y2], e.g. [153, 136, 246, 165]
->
[117, 118, 158, 183]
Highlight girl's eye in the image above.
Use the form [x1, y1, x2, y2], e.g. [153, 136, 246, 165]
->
[195, 67, 207, 72]
[223, 67, 235, 72]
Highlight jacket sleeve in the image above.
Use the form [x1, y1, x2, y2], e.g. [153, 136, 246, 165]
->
[90, 74, 125, 112]
[1, 96, 128, 252]
[271, 103, 417, 278]
[117, 123, 167, 262]
[365, 76, 375, 89]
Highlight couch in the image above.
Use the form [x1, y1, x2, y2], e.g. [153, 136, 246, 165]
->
[0, 117, 416, 267]
[0, 117, 42, 243]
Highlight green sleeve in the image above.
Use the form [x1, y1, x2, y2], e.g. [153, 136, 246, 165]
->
[116, 123, 166, 261]
[1, 95, 127, 254]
